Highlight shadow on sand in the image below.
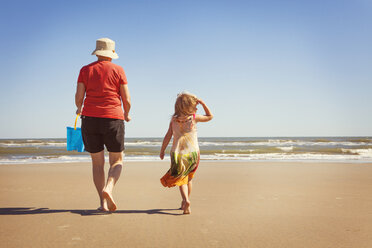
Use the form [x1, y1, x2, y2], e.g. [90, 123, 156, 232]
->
[0, 207, 183, 216]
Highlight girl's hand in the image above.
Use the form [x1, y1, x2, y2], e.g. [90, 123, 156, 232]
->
[194, 98, 213, 122]
[197, 99, 205, 105]
[76, 107, 82, 115]
[160, 151, 165, 160]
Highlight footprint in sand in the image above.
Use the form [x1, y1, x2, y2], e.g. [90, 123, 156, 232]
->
[58, 225, 70, 230]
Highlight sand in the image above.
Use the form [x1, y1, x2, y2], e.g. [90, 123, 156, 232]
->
[0, 161, 372, 248]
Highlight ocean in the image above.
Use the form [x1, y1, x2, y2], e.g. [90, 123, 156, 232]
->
[1, 137, 372, 164]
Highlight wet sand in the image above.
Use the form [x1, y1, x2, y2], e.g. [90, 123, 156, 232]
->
[0, 161, 372, 247]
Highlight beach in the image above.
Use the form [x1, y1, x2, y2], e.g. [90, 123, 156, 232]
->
[1, 161, 372, 247]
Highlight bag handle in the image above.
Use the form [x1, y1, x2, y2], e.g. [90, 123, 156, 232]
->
[74, 114, 80, 130]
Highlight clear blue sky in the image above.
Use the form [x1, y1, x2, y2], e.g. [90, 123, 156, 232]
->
[0, 0, 371, 138]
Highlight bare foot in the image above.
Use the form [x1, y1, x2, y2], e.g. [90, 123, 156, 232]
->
[180, 200, 186, 210]
[97, 199, 109, 212]
[102, 199, 109, 211]
[97, 206, 109, 212]
[183, 201, 191, 214]
[102, 190, 117, 212]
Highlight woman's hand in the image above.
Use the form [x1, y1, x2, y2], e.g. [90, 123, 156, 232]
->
[76, 107, 82, 115]
[124, 112, 131, 122]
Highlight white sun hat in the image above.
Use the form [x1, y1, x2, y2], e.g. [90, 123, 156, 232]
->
[91, 38, 119, 59]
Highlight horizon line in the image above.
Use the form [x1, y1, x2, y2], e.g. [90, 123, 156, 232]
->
[1, 135, 372, 140]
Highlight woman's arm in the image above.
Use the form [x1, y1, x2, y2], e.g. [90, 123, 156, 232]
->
[160, 121, 173, 160]
[120, 84, 131, 122]
[195, 99, 213, 122]
[75, 83, 86, 115]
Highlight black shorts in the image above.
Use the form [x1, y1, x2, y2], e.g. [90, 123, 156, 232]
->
[81, 116, 125, 153]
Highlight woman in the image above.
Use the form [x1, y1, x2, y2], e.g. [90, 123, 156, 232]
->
[75, 38, 131, 212]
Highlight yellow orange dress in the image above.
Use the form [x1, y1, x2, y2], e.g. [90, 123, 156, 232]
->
[160, 114, 200, 187]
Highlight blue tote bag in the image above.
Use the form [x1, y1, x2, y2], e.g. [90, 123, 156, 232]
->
[66, 114, 85, 152]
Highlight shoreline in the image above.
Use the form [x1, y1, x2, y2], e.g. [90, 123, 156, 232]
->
[2, 136, 372, 165]
[2, 159, 372, 166]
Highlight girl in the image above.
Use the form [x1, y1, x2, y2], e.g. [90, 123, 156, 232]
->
[160, 92, 213, 214]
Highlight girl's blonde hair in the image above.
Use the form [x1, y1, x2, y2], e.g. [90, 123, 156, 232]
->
[173, 91, 198, 117]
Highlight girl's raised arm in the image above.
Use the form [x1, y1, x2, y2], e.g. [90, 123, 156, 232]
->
[160, 121, 173, 160]
[195, 99, 213, 123]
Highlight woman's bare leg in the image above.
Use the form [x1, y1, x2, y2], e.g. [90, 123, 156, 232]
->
[102, 152, 123, 211]
[90, 150, 108, 211]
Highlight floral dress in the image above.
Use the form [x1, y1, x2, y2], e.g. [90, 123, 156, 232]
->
[160, 114, 200, 187]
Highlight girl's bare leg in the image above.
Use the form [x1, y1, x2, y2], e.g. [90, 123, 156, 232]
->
[179, 184, 191, 214]
[188, 180, 192, 198]
[102, 152, 123, 211]
[180, 187, 186, 210]
[180, 179, 193, 210]
[90, 151, 108, 211]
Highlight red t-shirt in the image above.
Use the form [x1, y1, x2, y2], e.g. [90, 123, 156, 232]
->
[78, 61, 128, 120]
